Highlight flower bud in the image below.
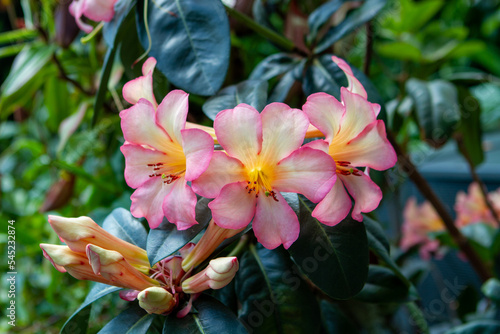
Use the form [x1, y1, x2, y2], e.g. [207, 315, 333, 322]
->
[48, 215, 149, 271]
[40, 244, 109, 284]
[182, 257, 239, 294]
[138, 287, 176, 314]
[86, 244, 159, 291]
[181, 220, 244, 271]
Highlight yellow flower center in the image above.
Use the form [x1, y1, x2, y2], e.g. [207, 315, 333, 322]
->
[245, 167, 278, 201]
[147, 160, 186, 184]
[334, 160, 362, 176]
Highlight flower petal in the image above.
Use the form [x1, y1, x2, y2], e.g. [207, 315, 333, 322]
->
[273, 147, 336, 203]
[253, 191, 300, 249]
[181, 128, 214, 182]
[302, 92, 344, 142]
[214, 104, 262, 165]
[312, 178, 352, 226]
[303, 139, 330, 153]
[120, 99, 173, 153]
[156, 90, 189, 145]
[209, 182, 256, 230]
[341, 173, 382, 221]
[121, 144, 167, 189]
[69, 0, 94, 33]
[81, 0, 117, 22]
[122, 58, 157, 108]
[332, 56, 367, 99]
[162, 177, 198, 230]
[260, 103, 309, 163]
[130, 178, 173, 229]
[335, 88, 378, 144]
[191, 152, 246, 198]
[335, 120, 397, 170]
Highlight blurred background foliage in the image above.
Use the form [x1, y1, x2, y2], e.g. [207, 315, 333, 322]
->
[1, 0, 500, 333]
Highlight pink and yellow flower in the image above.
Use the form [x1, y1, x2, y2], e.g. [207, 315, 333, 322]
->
[120, 90, 213, 229]
[192, 103, 336, 249]
[70, 0, 118, 33]
[302, 56, 397, 226]
[400, 197, 444, 260]
[455, 182, 499, 227]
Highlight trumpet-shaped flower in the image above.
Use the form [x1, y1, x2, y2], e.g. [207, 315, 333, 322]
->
[182, 257, 239, 294]
[302, 56, 397, 226]
[138, 287, 176, 315]
[122, 57, 158, 109]
[192, 103, 336, 249]
[69, 0, 118, 33]
[120, 90, 213, 229]
[455, 182, 500, 227]
[400, 197, 444, 260]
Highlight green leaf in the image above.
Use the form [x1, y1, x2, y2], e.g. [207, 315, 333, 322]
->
[287, 197, 368, 299]
[163, 295, 247, 333]
[98, 303, 155, 333]
[455, 87, 484, 167]
[102, 208, 148, 249]
[354, 265, 417, 303]
[147, 197, 211, 266]
[307, 0, 344, 44]
[314, 0, 386, 54]
[236, 244, 321, 334]
[398, 0, 443, 33]
[203, 80, 268, 120]
[319, 300, 358, 333]
[102, 0, 136, 47]
[249, 53, 302, 82]
[406, 79, 460, 148]
[137, 0, 230, 96]
[0, 43, 56, 117]
[61, 283, 121, 334]
[446, 320, 500, 334]
[268, 60, 306, 103]
[481, 278, 500, 304]
[376, 41, 422, 61]
[0, 28, 37, 44]
[461, 223, 496, 261]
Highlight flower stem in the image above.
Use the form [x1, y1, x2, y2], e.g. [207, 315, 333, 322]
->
[224, 5, 296, 52]
[387, 131, 492, 282]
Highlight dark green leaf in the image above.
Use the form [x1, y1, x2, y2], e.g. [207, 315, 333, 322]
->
[163, 294, 247, 333]
[455, 87, 484, 166]
[307, 0, 344, 44]
[0, 28, 37, 44]
[406, 79, 460, 148]
[354, 265, 417, 303]
[446, 320, 500, 334]
[137, 0, 230, 95]
[319, 300, 358, 334]
[202, 80, 268, 120]
[103, 0, 136, 47]
[98, 303, 155, 334]
[147, 197, 211, 266]
[461, 223, 496, 261]
[481, 278, 500, 303]
[102, 208, 148, 249]
[236, 244, 321, 334]
[314, 0, 386, 53]
[268, 60, 306, 103]
[249, 53, 302, 82]
[61, 283, 121, 334]
[287, 197, 368, 299]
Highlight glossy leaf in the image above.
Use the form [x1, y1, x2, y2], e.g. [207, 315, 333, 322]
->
[102, 0, 136, 47]
[314, 0, 387, 53]
[163, 294, 247, 333]
[319, 300, 358, 333]
[446, 320, 500, 334]
[268, 60, 306, 103]
[455, 87, 484, 166]
[98, 304, 155, 334]
[307, 0, 344, 44]
[287, 196, 368, 299]
[102, 208, 148, 249]
[249, 53, 302, 81]
[147, 197, 211, 266]
[203, 80, 268, 120]
[355, 265, 417, 303]
[406, 78, 461, 148]
[481, 278, 500, 303]
[61, 283, 121, 334]
[136, 0, 230, 96]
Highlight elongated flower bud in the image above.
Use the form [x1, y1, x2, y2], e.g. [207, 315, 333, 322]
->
[137, 287, 176, 314]
[40, 244, 110, 284]
[181, 220, 244, 271]
[48, 215, 149, 271]
[86, 244, 159, 291]
[182, 257, 239, 294]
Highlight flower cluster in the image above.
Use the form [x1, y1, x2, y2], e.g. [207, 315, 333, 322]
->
[400, 183, 500, 259]
[120, 56, 396, 249]
[40, 216, 239, 315]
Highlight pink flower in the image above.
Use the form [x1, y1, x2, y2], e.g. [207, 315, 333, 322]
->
[455, 182, 499, 227]
[122, 57, 158, 109]
[69, 0, 118, 33]
[302, 56, 397, 226]
[400, 197, 444, 260]
[192, 103, 336, 249]
[120, 90, 214, 229]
